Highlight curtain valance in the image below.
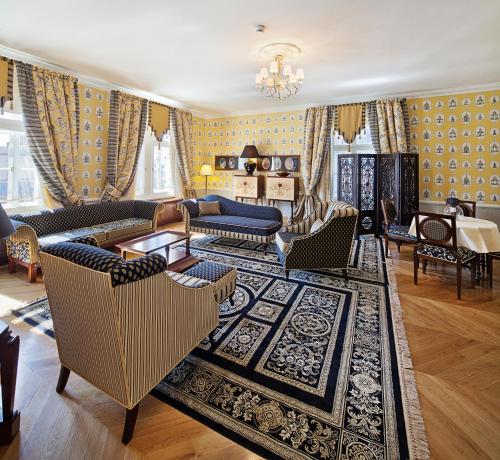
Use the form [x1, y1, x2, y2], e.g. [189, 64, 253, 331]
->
[333, 103, 366, 144]
[148, 101, 170, 143]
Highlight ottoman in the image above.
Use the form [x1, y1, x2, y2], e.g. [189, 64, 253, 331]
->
[184, 261, 237, 305]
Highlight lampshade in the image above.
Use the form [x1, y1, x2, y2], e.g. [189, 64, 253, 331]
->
[200, 164, 214, 176]
[0, 203, 15, 239]
[240, 145, 259, 159]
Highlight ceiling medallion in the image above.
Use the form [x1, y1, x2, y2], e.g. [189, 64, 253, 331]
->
[255, 43, 304, 100]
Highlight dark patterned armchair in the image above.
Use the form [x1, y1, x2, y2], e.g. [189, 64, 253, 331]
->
[275, 201, 359, 278]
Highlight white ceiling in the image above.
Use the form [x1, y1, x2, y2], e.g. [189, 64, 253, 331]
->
[1, 0, 500, 115]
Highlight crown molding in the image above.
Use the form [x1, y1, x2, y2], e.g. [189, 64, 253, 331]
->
[0, 44, 189, 110]
[195, 82, 500, 119]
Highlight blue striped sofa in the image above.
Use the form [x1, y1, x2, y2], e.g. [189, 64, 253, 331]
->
[178, 195, 283, 250]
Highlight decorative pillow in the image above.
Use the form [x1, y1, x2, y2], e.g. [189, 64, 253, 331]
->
[310, 219, 324, 233]
[199, 200, 221, 216]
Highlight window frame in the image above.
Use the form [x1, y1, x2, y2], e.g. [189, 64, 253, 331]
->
[330, 124, 375, 201]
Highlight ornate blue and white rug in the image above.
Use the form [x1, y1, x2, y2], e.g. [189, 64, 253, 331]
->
[11, 236, 429, 459]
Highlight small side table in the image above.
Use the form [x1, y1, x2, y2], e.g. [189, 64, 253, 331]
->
[0, 320, 20, 445]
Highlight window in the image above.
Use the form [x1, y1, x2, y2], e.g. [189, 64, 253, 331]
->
[135, 131, 176, 199]
[330, 123, 374, 200]
[0, 127, 41, 206]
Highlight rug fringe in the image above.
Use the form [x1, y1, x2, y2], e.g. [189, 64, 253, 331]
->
[385, 250, 431, 460]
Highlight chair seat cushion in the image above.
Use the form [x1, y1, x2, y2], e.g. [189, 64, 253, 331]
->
[386, 226, 416, 240]
[276, 231, 304, 253]
[93, 217, 152, 240]
[417, 244, 476, 263]
[190, 215, 282, 237]
[184, 261, 235, 282]
[39, 227, 106, 246]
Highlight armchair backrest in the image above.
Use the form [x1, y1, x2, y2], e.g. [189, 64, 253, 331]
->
[39, 242, 218, 409]
[285, 201, 358, 270]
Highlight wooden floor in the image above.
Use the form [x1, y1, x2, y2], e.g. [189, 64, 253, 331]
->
[0, 230, 499, 459]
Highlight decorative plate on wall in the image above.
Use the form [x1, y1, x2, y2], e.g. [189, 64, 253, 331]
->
[260, 157, 271, 170]
[270, 155, 300, 172]
[215, 156, 239, 170]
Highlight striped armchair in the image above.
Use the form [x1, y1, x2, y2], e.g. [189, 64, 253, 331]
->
[39, 241, 219, 444]
[276, 201, 359, 278]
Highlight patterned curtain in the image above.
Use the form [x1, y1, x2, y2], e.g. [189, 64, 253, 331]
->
[290, 106, 334, 223]
[171, 108, 196, 199]
[368, 98, 410, 154]
[0, 56, 14, 113]
[16, 62, 83, 206]
[101, 90, 147, 201]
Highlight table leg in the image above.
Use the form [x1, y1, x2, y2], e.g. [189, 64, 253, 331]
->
[186, 237, 191, 256]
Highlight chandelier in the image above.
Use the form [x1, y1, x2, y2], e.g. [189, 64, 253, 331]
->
[255, 43, 304, 99]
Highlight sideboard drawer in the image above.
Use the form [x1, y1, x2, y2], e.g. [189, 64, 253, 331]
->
[233, 175, 264, 199]
[266, 176, 299, 201]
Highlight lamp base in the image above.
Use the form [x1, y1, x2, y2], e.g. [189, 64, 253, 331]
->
[244, 162, 257, 175]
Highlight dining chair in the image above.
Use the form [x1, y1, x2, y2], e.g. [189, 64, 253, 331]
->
[413, 212, 477, 299]
[380, 198, 416, 258]
[487, 252, 500, 288]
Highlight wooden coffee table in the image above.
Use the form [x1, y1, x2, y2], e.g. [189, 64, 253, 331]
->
[116, 230, 198, 272]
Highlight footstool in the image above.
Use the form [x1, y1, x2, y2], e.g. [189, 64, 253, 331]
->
[184, 261, 237, 306]
[183, 261, 237, 348]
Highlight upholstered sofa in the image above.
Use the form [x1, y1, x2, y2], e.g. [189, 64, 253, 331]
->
[276, 200, 359, 277]
[178, 195, 283, 249]
[7, 200, 164, 282]
[39, 237, 224, 444]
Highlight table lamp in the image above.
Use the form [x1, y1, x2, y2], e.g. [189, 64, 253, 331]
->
[240, 145, 259, 175]
[0, 204, 15, 239]
[200, 164, 214, 195]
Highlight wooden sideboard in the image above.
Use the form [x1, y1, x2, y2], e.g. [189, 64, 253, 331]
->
[233, 175, 265, 202]
[265, 176, 299, 220]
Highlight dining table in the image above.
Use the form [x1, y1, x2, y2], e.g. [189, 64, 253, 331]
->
[408, 215, 500, 254]
[409, 215, 500, 280]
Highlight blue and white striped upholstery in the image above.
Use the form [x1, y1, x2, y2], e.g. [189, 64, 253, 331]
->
[178, 195, 282, 243]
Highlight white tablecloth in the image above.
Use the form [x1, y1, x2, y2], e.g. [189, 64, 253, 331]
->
[409, 215, 500, 254]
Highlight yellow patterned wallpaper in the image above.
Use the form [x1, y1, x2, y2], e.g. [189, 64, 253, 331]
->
[192, 111, 305, 191]
[408, 90, 499, 205]
[76, 84, 110, 199]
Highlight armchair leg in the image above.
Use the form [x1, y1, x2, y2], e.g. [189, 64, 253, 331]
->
[56, 366, 71, 393]
[457, 262, 462, 300]
[285, 269, 290, 280]
[208, 329, 217, 348]
[28, 264, 37, 283]
[397, 241, 402, 253]
[470, 258, 476, 289]
[263, 243, 268, 256]
[122, 404, 139, 445]
[228, 293, 235, 306]
[342, 268, 348, 281]
[422, 259, 427, 274]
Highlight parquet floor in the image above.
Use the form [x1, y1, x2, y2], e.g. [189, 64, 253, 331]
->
[0, 229, 499, 459]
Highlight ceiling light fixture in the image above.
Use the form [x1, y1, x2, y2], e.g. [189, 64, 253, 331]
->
[255, 43, 304, 100]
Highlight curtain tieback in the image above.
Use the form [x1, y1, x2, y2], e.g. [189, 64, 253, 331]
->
[103, 182, 122, 200]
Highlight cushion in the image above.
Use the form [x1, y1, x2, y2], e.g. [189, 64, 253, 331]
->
[386, 225, 417, 240]
[41, 242, 123, 272]
[109, 254, 167, 287]
[276, 231, 304, 253]
[184, 261, 234, 282]
[310, 219, 324, 233]
[199, 201, 221, 217]
[41, 242, 167, 286]
[38, 227, 106, 247]
[92, 217, 152, 240]
[416, 244, 476, 263]
[190, 215, 282, 237]
[167, 271, 210, 288]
